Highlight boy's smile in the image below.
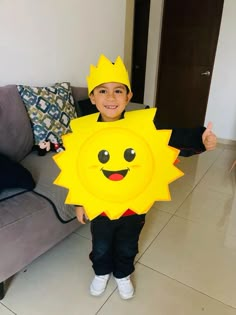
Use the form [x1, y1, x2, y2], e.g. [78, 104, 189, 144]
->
[89, 82, 133, 122]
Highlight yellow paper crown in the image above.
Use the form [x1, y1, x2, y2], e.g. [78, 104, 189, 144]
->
[86, 54, 131, 95]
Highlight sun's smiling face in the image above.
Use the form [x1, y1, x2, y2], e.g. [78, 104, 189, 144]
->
[78, 127, 154, 203]
[53, 108, 184, 220]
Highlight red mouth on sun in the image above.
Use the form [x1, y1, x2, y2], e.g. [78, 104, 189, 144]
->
[102, 169, 129, 181]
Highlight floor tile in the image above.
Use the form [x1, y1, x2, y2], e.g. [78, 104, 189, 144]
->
[154, 149, 222, 214]
[155, 179, 193, 214]
[176, 185, 235, 233]
[199, 163, 235, 195]
[2, 234, 116, 315]
[139, 216, 236, 308]
[137, 208, 172, 260]
[175, 148, 222, 187]
[97, 263, 236, 315]
[2, 144, 235, 315]
[179, 147, 222, 176]
[74, 221, 91, 240]
[199, 149, 236, 195]
[0, 304, 15, 315]
[213, 148, 236, 170]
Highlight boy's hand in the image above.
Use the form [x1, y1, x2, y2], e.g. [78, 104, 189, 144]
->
[75, 206, 88, 224]
[202, 122, 217, 151]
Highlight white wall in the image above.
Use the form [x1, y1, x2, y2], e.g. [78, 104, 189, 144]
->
[0, 0, 126, 86]
[205, 0, 236, 141]
[1, 0, 235, 141]
[144, 0, 236, 141]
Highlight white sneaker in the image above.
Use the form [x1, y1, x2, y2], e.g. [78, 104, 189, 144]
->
[90, 274, 110, 296]
[115, 275, 134, 299]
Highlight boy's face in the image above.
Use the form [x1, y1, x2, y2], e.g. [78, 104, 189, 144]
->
[89, 82, 133, 122]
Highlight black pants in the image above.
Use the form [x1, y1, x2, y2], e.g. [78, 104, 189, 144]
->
[90, 214, 146, 279]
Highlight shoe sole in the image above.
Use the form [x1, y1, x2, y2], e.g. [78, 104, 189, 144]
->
[119, 292, 135, 300]
[90, 277, 110, 297]
[90, 289, 105, 296]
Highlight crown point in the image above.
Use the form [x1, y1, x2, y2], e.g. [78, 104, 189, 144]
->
[87, 54, 131, 95]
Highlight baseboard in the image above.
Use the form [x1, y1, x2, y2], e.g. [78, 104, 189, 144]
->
[217, 138, 236, 147]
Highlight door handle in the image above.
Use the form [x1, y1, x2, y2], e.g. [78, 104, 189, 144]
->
[201, 71, 211, 76]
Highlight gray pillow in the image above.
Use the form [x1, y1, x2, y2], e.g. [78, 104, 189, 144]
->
[0, 85, 33, 161]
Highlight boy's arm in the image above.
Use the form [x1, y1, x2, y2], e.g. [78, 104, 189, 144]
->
[169, 126, 206, 157]
[155, 121, 216, 157]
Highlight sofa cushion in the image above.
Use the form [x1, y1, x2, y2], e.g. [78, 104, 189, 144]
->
[0, 85, 34, 161]
[0, 153, 35, 193]
[17, 82, 77, 145]
[21, 151, 76, 222]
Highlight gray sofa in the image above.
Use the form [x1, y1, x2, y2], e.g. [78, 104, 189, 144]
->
[0, 85, 90, 300]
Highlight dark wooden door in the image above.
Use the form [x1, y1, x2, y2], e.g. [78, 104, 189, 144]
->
[131, 0, 150, 103]
[155, 0, 224, 128]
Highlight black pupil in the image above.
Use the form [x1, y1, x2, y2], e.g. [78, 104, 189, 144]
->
[124, 148, 136, 162]
[98, 150, 110, 163]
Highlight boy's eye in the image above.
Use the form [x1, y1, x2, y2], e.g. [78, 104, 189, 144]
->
[97, 88, 124, 94]
[99, 89, 107, 94]
[115, 89, 123, 94]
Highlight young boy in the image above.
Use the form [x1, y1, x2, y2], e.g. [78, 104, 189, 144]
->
[75, 54, 216, 300]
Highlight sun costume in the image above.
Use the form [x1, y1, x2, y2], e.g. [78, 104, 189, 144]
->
[53, 54, 184, 220]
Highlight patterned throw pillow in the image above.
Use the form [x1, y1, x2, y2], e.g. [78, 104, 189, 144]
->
[17, 82, 77, 145]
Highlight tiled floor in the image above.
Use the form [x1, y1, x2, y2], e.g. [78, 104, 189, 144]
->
[1, 144, 236, 315]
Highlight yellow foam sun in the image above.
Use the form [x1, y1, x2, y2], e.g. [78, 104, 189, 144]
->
[53, 108, 184, 220]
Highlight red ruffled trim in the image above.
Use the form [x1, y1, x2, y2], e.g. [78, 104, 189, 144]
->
[101, 209, 135, 217]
